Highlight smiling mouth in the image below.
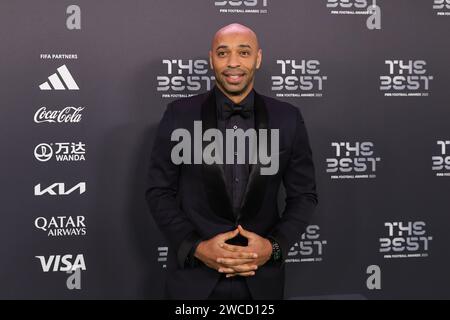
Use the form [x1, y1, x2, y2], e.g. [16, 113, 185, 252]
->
[224, 73, 245, 84]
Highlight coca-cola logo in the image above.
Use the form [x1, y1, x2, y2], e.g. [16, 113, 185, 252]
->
[34, 106, 84, 123]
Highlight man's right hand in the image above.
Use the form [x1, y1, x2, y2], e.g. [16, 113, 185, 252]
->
[194, 228, 259, 277]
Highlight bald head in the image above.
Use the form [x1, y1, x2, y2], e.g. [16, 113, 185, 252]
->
[211, 23, 260, 51]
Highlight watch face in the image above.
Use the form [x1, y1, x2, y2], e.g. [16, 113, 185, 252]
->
[270, 240, 281, 261]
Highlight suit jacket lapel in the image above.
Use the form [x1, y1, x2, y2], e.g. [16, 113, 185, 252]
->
[239, 91, 270, 223]
[201, 89, 234, 222]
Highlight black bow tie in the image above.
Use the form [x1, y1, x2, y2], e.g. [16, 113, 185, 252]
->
[223, 101, 253, 119]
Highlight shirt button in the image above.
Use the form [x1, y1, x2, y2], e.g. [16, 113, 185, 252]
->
[233, 125, 238, 130]
[235, 178, 239, 183]
[234, 152, 238, 156]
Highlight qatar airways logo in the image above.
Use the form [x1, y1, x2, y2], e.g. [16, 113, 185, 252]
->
[170, 121, 280, 175]
[380, 60, 434, 97]
[433, 0, 450, 16]
[157, 59, 215, 98]
[34, 216, 87, 237]
[326, 141, 381, 179]
[379, 221, 433, 259]
[34, 106, 84, 124]
[326, 0, 381, 30]
[214, 0, 268, 14]
[432, 140, 450, 177]
[271, 59, 327, 98]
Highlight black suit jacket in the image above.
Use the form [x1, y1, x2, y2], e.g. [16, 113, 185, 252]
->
[146, 88, 318, 299]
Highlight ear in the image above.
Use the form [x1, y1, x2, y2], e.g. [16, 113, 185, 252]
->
[209, 50, 213, 69]
[256, 48, 262, 69]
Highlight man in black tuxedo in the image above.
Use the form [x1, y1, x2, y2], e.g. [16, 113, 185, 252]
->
[146, 23, 318, 300]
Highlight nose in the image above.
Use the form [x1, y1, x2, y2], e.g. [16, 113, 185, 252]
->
[227, 51, 241, 68]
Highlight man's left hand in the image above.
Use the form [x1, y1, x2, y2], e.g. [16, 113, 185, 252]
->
[217, 225, 273, 278]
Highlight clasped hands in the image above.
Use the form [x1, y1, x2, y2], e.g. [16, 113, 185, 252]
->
[194, 225, 272, 278]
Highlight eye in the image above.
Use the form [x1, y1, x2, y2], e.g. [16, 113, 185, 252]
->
[240, 51, 250, 56]
[217, 51, 227, 57]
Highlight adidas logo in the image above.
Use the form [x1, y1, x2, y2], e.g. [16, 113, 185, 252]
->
[39, 65, 79, 90]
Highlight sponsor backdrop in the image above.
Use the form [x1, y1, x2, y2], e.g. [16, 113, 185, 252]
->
[0, 0, 449, 299]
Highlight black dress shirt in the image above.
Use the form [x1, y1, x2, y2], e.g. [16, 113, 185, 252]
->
[214, 85, 255, 215]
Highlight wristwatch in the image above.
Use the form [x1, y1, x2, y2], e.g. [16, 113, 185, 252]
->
[269, 238, 282, 262]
